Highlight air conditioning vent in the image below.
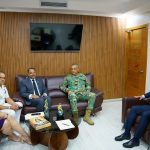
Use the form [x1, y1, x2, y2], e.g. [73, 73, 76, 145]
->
[41, 1, 67, 7]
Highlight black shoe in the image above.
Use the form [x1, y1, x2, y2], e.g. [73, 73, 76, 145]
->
[123, 139, 140, 148]
[115, 133, 131, 141]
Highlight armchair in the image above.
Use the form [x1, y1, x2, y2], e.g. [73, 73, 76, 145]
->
[122, 97, 150, 144]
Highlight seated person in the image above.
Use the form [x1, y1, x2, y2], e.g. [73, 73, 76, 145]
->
[0, 71, 23, 122]
[115, 92, 150, 148]
[20, 68, 51, 112]
[0, 111, 31, 144]
[60, 64, 96, 125]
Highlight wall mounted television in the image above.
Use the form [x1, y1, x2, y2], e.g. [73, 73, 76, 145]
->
[30, 23, 83, 52]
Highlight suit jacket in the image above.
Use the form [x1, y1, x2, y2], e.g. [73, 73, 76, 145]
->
[19, 77, 47, 105]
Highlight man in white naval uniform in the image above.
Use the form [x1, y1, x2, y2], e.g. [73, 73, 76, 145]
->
[0, 71, 23, 122]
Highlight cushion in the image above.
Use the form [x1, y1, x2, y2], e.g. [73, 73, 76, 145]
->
[16, 75, 46, 91]
[48, 89, 67, 98]
[46, 75, 65, 91]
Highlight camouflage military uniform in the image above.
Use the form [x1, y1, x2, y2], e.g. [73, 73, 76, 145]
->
[60, 73, 96, 112]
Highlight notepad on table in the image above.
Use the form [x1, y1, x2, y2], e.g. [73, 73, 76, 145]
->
[55, 119, 75, 130]
[25, 112, 44, 120]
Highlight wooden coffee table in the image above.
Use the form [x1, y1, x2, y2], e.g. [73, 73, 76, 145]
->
[29, 110, 79, 150]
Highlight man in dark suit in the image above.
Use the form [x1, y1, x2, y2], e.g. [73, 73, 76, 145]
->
[115, 92, 150, 148]
[20, 68, 51, 112]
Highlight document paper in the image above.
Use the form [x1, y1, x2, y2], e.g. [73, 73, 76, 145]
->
[55, 119, 75, 130]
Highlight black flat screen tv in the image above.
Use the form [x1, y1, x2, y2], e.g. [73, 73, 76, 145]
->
[30, 23, 83, 52]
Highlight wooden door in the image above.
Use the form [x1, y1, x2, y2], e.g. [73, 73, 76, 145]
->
[125, 25, 148, 96]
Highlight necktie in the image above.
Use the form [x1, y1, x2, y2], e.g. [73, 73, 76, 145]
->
[32, 79, 39, 96]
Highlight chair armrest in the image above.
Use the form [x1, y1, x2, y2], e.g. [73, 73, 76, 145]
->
[12, 92, 25, 105]
[122, 97, 150, 122]
[91, 88, 104, 96]
[91, 88, 104, 109]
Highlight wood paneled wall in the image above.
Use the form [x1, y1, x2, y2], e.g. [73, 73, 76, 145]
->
[0, 12, 126, 99]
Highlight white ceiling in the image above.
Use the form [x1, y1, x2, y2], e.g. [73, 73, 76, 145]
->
[0, 0, 150, 17]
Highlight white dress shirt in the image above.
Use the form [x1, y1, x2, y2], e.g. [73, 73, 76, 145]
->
[29, 78, 41, 99]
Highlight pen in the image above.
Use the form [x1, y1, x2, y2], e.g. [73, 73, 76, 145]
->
[62, 123, 70, 126]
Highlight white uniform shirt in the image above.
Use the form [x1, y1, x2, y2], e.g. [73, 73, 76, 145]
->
[0, 85, 9, 105]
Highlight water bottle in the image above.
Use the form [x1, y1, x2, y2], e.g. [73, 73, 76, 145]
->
[57, 103, 64, 120]
[44, 98, 49, 119]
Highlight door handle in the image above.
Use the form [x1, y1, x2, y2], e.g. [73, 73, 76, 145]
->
[139, 70, 144, 73]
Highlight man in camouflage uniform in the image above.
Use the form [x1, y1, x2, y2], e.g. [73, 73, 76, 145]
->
[60, 64, 96, 125]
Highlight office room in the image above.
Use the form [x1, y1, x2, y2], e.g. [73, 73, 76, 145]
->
[0, 0, 150, 149]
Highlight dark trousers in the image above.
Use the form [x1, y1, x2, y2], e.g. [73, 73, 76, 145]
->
[28, 96, 51, 112]
[124, 105, 150, 140]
